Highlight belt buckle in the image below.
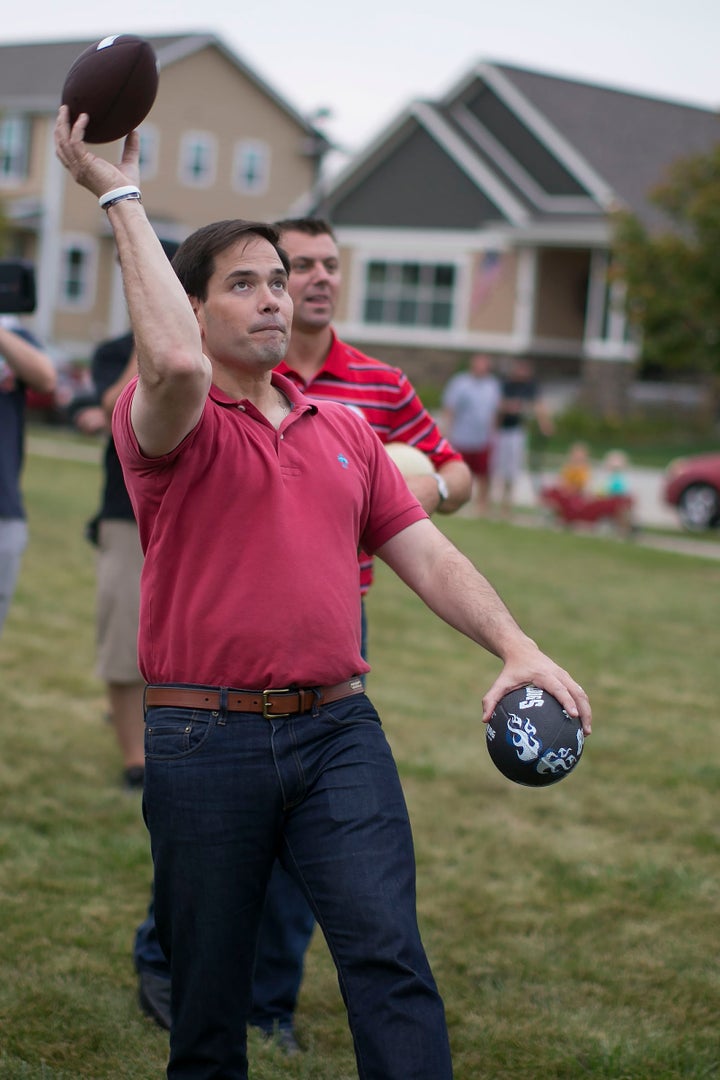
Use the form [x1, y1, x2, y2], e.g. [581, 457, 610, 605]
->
[262, 687, 293, 719]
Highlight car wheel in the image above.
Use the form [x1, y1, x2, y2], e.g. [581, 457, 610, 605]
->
[677, 483, 720, 531]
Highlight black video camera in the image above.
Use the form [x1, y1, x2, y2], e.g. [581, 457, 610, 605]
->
[0, 260, 36, 314]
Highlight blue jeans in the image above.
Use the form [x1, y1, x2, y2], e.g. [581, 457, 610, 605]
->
[134, 892, 168, 976]
[135, 864, 315, 1031]
[248, 860, 315, 1032]
[247, 600, 370, 1032]
[0, 518, 28, 638]
[135, 601, 371, 1029]
[143, 690, 452, 1080]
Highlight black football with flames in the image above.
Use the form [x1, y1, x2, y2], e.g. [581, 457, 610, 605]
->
[486, 685, 584, 787]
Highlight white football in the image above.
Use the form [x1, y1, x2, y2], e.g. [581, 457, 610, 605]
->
[385, 441, 436, 477]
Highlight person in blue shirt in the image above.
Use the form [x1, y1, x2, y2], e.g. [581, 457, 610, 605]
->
[601, 449, 630, 496]
[0, 317, 56, 637]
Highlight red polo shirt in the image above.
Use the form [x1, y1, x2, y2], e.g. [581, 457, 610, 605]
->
[113, 372, 426, 688]
[276, 332, 462, 592]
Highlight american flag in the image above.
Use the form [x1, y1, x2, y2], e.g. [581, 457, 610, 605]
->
[470, 250, 503, 311]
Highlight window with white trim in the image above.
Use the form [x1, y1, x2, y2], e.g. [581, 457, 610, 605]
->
[0, 114, 31, 183]
[138, 125, 160, 181]
[363, 260, 456, 328]
[58, 237, 97, 310]
[233, 140, 270, 194]
[179, 132, 217, 188]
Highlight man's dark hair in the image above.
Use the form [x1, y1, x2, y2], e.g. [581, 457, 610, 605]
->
[273, 217, 336, 241]
[172, 220, 289, 301]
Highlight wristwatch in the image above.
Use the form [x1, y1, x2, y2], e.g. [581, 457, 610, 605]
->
[433, 472, 449, 508]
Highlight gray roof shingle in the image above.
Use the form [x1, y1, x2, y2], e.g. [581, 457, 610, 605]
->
[491, 64, 720, 227]
[323, 60, 720, 231]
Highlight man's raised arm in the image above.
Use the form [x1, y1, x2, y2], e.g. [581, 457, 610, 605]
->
[54, 107, 210, 456]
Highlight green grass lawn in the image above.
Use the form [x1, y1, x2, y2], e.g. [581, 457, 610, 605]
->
[1, 448, 719, 1079]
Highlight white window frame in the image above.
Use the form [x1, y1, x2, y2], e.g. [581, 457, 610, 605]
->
[361, 257, 458, 330]
[0, 114, 31, 184]
[57, 235, 98, 312]
[232, 140, 270, 195]
[178, 131, 218, 188]
[340, 229, 487, 347]
[138, 123, 160, 182]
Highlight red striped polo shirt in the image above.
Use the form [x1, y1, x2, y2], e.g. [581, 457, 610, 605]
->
[277, 332, 462, 593]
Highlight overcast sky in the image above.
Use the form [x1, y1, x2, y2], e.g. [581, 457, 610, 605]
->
[5, 0, 719, 164]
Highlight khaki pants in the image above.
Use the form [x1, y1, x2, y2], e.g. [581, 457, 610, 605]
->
[96, 519, 143, 683]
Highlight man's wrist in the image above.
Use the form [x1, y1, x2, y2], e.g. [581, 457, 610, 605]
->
[99, 185, 142, 211]
[433, 472, 449, 510]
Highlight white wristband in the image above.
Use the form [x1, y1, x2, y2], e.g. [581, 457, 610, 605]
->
[99, 185, 142, 210]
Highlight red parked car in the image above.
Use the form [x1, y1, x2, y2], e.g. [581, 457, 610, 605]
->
[663, 453, 720, 530]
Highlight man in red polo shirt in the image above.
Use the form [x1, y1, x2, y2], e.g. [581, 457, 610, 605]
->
[131, 219, 474, 1046]
[55, 107, 591, 1080]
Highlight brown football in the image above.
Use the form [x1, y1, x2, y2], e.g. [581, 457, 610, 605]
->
[61, 35, 158, 144]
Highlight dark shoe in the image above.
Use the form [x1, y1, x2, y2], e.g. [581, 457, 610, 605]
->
[123, 765, 145, 791]
[138, 970, 171, 1030]
[256, 1024, 302, 1056]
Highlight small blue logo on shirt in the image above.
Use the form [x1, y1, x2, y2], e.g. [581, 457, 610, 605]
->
[337, 454, 349, 469]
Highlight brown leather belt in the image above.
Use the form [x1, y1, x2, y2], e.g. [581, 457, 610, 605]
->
[144, 678, 365, 719]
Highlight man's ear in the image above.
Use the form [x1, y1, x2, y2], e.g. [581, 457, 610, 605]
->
[188, 296, 205, 333]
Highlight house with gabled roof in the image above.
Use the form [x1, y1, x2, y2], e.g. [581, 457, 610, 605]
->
[0, 32, 327, 362]
[312, 61, 720, 410]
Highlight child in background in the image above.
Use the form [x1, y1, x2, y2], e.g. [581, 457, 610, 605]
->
[559, 441, 591, 494]
[601, 449, 630, 496]
[541, 445, 635, 537]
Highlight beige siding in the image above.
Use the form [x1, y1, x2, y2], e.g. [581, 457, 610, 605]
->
[2, 42, 316, 355]
[53, 235, 118, 353]
[141, 47, 314, 226]
[8, 115, 47, 200]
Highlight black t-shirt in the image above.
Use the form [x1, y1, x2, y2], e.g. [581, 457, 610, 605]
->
[91, 332, 136, 521]
[497, 377, 537, 430]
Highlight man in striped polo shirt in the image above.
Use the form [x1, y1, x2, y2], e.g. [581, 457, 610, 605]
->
[242, 218, 473, 1050]
[275, 217, 472, 601]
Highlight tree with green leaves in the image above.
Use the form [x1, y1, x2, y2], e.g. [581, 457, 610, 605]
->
[611, 143, 720, 384]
